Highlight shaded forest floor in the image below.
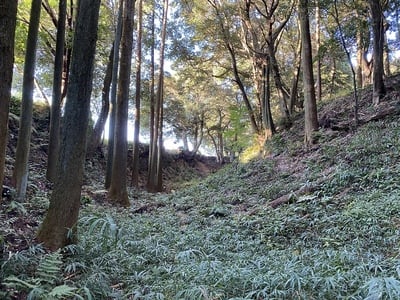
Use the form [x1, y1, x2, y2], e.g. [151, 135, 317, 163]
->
[2, 74, 400, 299]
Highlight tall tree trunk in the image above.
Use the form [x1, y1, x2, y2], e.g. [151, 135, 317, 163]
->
[60, 0, 75, 101]
[356, 26, 364, 88]
[299, 0, 318, 145]
[37, 0, 101, 251]
[368, 0, 386, 105]
[147, 2, 156, 191]
[0, 0, 18, 191]
[108, 0, 135, 206]
[333, 0, 359, 125]
[268, 45, 291, 120]
[148, 0, 168, 192]
[105, 0, 123, 189]
[132, 0, 143, 188]
[383, 24, 391, 77]
[290, 28, 302, 113]
[13, 0, 42, 201]
[315, 0, 322, 102]
[47, 0, 66, 182]
[228, 42, 260, 134]
[87, 45, 113, 155]
[355, 12, 371, 88]
[262, 63, 275, 139]
[329, 58, 337, 98]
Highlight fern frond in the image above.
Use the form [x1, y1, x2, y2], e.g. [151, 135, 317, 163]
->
[48, 284, 79, 298]
[3, 275, 39, 290]
[36, 250, 63, 285]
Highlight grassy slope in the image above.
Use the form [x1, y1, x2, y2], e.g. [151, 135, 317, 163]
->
[3, 76, 400, 299]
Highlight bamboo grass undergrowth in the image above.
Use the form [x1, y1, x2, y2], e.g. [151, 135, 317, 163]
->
[2, 119, 400, 299]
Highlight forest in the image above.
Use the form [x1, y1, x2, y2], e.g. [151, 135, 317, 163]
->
[1, 0, 400, 298]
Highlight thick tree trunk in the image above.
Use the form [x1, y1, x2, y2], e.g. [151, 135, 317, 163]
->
[13, 0, 42, 201]
[0, 0, 18, 191]
[37, 0, 101, 251]
[47, 0, 66, 182]
[368, 0, 386, 105]
[108, 0, 135, 206]
[299, 0, 318, 145]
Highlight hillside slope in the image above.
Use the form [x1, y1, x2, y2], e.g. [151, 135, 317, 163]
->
[2, 74, 400, 299]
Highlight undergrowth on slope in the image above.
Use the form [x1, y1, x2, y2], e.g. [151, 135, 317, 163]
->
[2, 118, 400, 298]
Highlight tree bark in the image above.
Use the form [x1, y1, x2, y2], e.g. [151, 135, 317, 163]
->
[0, 0, 18, 191]
[299, 0, 318, 145]
[132, 0, 143, 188]
[105, 0, 123, 189]
[108, 0, 135, 206]
[383, 21, 390, 77]
[87, 45, 113, 156]
[13, 0, 42, 201]
[147, 1, 156, 191]
[315, 0, 322, 102]
[47, 0, 66, 182]
[148, 0, 169, 192]
[37, 0, 101, 251]
[262, 63, 275, 139]
[290, 26, 302, 113]
[368, 0, 386, 105]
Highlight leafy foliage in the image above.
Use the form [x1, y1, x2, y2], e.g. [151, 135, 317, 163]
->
[1, 246, 87, 299]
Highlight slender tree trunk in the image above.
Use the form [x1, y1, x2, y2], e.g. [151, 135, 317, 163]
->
[210, 0, 259, 134]
[0, 0, 18, 191]
[149, 0, 168, 192]
[290, 29, 302, 113]
[207, 128, 221, 163]
[87, 45, 113, 155]
[191, 116, 204, 154]
[47, 0, 66, 182]
[147, 2, 156, 191]
[108, 0, 135, 206]
[383, 26, 391, 77]
[105, 0, 123, 189]
[156, 100, 164, 191]
[368, 0, 386, 105]
[333, 0, 359, 125]
[329, 59, 337, 98]
[356, 27, 363, 88]
[268, 45, 291, 121]
[37, 0, 101, 250]
[60, 0, 75, 101]
[315, 0, 322, 102]
[299, 0, 318, 145]
[228, 43, 260, 134]
[13, 0, 42, 201]
[262, 63, 275, 139]
[132, 0, 143, 188]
